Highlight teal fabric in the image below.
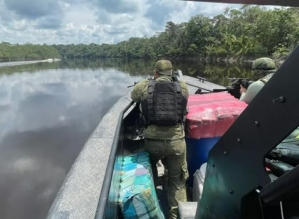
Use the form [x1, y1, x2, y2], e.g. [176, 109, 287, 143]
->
[119, 152, 165, 219]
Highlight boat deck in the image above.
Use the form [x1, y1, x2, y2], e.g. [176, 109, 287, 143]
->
[46, 74, 225, 219]
[183, 75, 225, 93]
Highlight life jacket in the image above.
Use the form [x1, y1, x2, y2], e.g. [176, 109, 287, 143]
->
[141, 76, 188, 126]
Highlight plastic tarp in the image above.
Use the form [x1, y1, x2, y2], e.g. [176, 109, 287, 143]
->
[119, 152, 165, 219]
[186, 93, 247, 138]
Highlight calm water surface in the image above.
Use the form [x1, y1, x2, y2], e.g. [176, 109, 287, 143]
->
[0, 59, 251, 219]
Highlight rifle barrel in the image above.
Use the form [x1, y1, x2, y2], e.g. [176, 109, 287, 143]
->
[212, 88, 231, 92]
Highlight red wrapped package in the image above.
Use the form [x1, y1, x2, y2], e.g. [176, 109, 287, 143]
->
[186, 92, 247, 138]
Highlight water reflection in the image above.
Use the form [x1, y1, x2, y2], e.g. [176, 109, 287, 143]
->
[0, 59, 253, 87]
[0, 59, 251, 219]
[0, 65, 143, 219]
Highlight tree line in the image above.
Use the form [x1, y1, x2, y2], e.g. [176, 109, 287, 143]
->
[0, 42, 61, 61]
[0, 58, 253, 87]
[1, 5, 299, 61]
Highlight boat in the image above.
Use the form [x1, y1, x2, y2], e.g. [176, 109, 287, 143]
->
[46, 1, 299, 219]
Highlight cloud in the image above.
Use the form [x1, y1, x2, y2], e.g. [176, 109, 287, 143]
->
[90, 0, 139, 14]
[145, 0, 186, 26]
[0, 0, 254, 44]
[1, 0, 64, 31]
[36, 15, 64, 29]
[3, 0, 63, 20]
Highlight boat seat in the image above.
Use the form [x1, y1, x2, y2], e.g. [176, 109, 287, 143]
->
[178, 201, 198, 219]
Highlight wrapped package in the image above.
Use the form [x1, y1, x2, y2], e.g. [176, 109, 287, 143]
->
[186, 92, 247, 139]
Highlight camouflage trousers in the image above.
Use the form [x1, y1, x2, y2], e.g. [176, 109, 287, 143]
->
[144, 138, 189, 219]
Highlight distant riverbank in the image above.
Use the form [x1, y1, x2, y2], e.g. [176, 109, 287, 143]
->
[0, 59, 61, 68]
[166, 55, 286, 67]
[170, 54, 285, 62]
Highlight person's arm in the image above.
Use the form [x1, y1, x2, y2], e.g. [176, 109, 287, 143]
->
[179, 81, 189, 99]
[130, 80, 148, 103]
[239, 81, 265, 104]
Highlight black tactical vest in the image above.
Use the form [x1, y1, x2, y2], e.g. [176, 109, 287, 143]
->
[141, 77, 188, 126]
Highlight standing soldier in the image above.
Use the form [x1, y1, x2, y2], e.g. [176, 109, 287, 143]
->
[130, 60, 189, 219]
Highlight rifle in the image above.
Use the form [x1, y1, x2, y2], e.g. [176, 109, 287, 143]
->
[212, 78, 254, 99]
[228, 77, 253, 89]
[127, 82, 138, 88]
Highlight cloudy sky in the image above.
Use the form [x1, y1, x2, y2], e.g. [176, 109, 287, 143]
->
[0, 0, 248, 45]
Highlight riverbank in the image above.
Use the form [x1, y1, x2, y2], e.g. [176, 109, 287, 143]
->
[0, 59, 61, 68]
[167, 55, 286, 63]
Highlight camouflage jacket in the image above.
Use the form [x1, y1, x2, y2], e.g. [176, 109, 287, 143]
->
[130, 75, 189, 140]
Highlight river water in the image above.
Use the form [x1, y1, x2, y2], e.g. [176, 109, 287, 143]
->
[0, 59, 251, 219]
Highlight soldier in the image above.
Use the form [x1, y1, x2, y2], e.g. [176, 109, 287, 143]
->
[130, 60, 189, 219]
[240, 57, 277, 104]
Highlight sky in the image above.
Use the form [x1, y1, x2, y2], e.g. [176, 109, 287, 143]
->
[0, 0, 254, 45]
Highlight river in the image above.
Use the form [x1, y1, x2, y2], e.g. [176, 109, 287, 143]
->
[0, 59, 252, 219]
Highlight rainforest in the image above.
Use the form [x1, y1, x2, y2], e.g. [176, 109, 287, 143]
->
[1, 5, 298, 62]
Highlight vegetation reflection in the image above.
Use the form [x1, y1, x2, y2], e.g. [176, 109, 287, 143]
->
[0, 59, 252, 86]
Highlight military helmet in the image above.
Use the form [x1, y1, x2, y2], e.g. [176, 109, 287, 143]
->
[154, 60, 172, 76]
[252, 57, 276, 73]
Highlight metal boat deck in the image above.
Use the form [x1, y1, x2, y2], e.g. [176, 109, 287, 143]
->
[183, 75, 225, 93]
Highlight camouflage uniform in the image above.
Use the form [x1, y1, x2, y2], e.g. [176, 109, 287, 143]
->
[131, 60, 189, 219]
[240, 57, 276, 104]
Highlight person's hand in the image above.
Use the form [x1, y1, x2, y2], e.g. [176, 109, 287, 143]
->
[240, 85, 247, 94]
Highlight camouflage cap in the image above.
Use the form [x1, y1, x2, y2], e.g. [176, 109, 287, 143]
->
[252, 57, 276, 73]
[154, 60, 172, 76]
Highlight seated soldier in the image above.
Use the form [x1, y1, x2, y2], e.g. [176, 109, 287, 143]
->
[240, 57, 277, 104]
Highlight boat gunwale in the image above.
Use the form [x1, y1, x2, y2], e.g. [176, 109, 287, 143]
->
[46, 92, 134, 219]
[94, 100, 135, 219]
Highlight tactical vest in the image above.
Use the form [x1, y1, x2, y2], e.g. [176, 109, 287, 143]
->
[141, 77, 187, 126]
